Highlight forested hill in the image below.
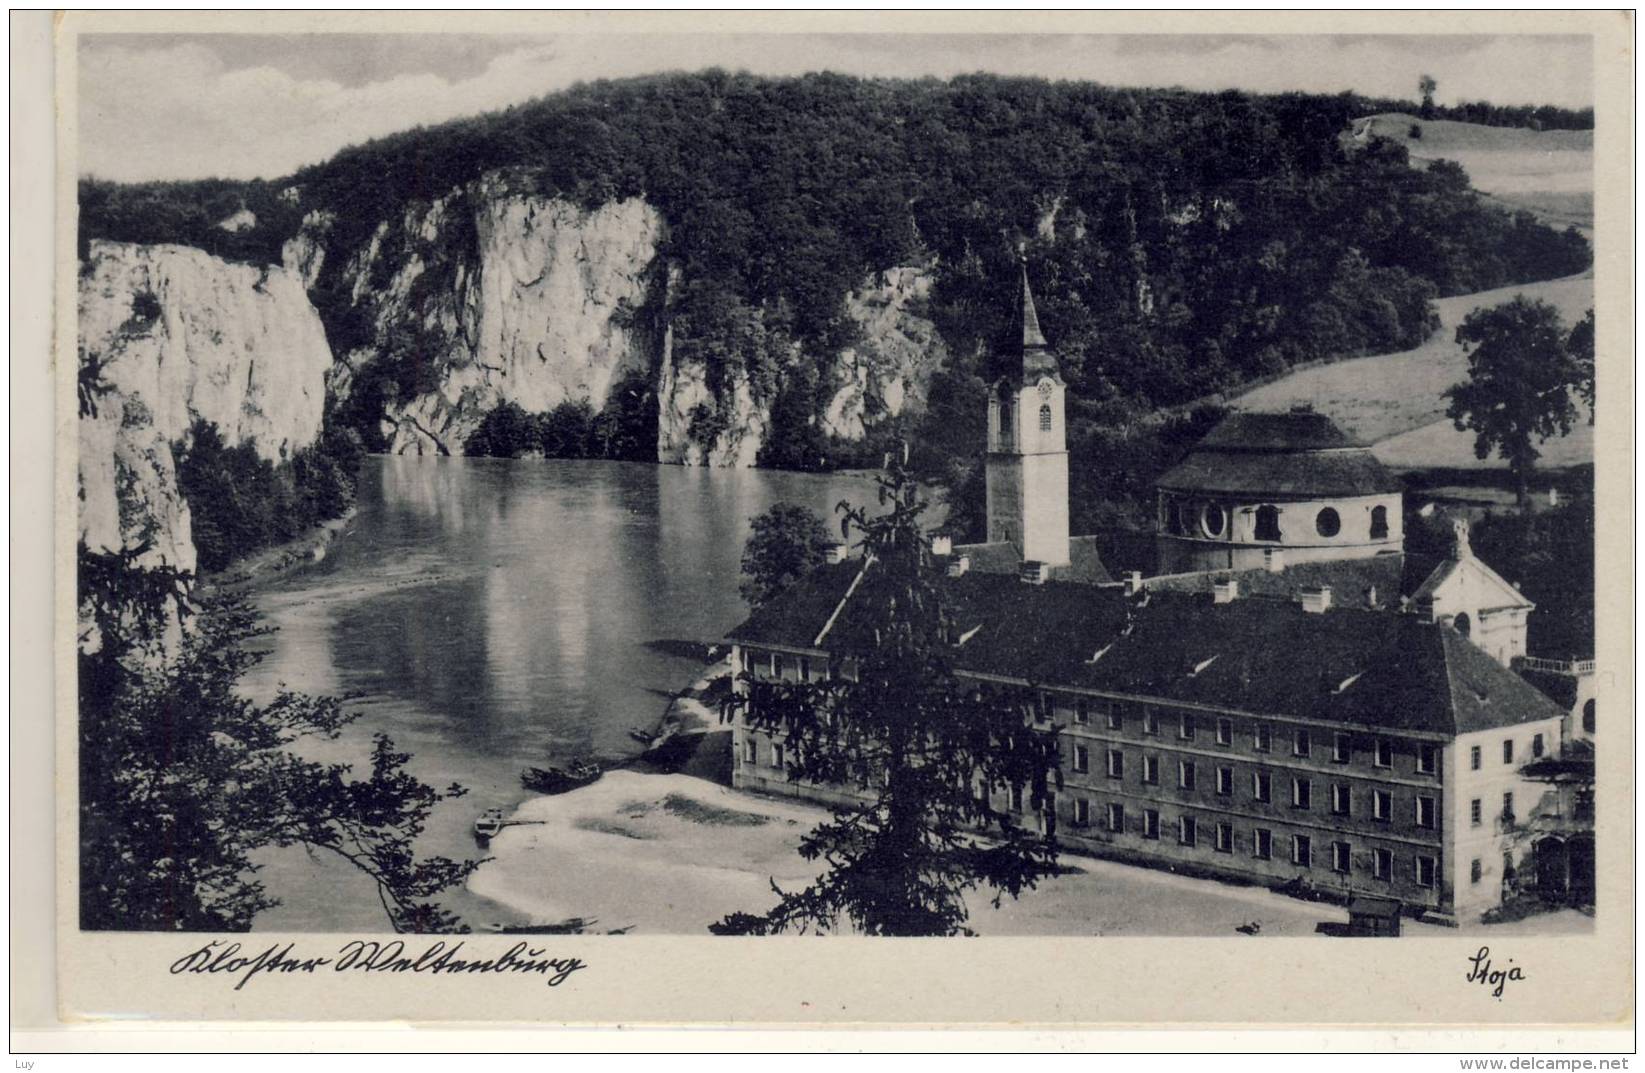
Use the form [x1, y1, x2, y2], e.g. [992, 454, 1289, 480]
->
[81, 72, 1591, 476]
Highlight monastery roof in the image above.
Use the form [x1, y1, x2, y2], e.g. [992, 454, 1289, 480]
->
[1140, 553, 1413, 609]
[951, 535, 1112, 584]
[1159, 410, 1400, 498]
[728, 561, 1566, 737]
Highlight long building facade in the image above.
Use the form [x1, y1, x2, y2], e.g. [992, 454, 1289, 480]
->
[726, 267, 1583, 925]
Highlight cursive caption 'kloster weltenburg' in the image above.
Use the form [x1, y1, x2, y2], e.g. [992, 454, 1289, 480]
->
[171, 939, 587, 992]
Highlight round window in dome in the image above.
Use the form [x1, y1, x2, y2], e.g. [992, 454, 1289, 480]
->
[1315, 507, 1341, 538]
[1200, 503, 1226, 538]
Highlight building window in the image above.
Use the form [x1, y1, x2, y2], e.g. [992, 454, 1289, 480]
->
[1142, 756, 1159, 785]
[1254, 723, 1271, 753]
[1178, 816, 1197, 846]
[1010, 785, 1023, 812]
[1143, 709, 1159, 736]
[1255, 505, 1282, 542]
[1073, 745, 1089, 775]
[1174, 761, 1194, 791]
[1293, 728, 1310, 758]
[1106, 802, 1125, 833]
[1106, 749, 1124, 779]
[1038, 403, 1053, 432]
[1073, 797, 1090, 828]
[1373, 848, 1393, 880]
[1201, 504, 1226, 538]
[1253, 828, 1273, 860]
[1035, 692, 1052, 724]
[1074, 698, 1089, 725]
[1470, 858, 1483, 884]
[771, 742, 784, 768]
[1142, 809, 1160, 840]
[1503, 739, 1514, 764]
[799, 656, 811, 680]
[1471, 798, 1483, 827]
[1583, 699, 1596, 734]
[742, 739, 756, 764]
[1107, 704, 1124, 732]
[1370, 504, 1389, 540]
[1179, 713, 1195, 740]
[1292, 835, 1312, 867]
[1372, 789, 1392, 822]
[1532, 733, 1545, 758]
[998, 399, 1013, 447]
[1416, 856, 1437, 889]
[1291, 777, 1312, 810]
[1454, 613, 1472, 639]
[1502, 792, 1515, 825]
[1374, 739, 1393, 768]
[1331, 784, 1351, 816]
[1417, 743, 1437, 774]
[1216, 717, 1233, 746]
[771, 653, 783, 678]
[1470, 744, 1482, 770]
[1332, 841, 1351, 874]
[1216, 766, 1234, 796]
[1416, 795, 1437, 829]
[1252, 772, 1272, 803]
[1315, 507, 1341, 538]
[1333, 732, 1351, 763]
[840, 659, 858, 682]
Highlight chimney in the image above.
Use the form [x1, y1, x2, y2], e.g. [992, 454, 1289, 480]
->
[946, 555, 971, 578]
[1299, 586, 1333, 614]
[1123, 570, 1144, 596]
[1212, 578, 1239, 604]
[1264, 548, 1285, 573]
[824, 543, 848, 564]
[1020, 560, 1050, 585]
[930, 535, 953, 557]
[1365, 583, 1378, 609]
[1548, 487, 1560, 507]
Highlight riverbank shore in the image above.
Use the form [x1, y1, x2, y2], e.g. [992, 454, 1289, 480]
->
[200, 506, 357, 594]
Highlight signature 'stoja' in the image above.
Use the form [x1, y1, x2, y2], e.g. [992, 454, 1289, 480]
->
[1465, 946, 1527, 999]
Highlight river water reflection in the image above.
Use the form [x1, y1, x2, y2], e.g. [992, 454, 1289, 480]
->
[243, 456, 880, 931]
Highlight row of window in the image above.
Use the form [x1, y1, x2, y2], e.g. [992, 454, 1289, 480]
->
[1468, 735, 1546, 769]
[1047, 698, 1441, 773]
[1160, 501, 1391, 543]
[1072, 746, 1440, 828]
[1469, 792, 1523, 827]
[1069, 799, 1438, 887]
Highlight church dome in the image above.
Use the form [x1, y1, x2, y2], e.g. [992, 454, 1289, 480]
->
[1158, 411, 1400, 499]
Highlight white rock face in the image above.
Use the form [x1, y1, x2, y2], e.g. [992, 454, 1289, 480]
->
[818, 266, 948, 442]
[342, 184, 664, 455]
[77, 240, 334, 571]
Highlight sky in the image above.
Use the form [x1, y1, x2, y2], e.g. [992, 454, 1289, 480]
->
[77, 32, 1595, 183]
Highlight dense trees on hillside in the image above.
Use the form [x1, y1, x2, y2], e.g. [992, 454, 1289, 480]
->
[81, 72, 1592, 475]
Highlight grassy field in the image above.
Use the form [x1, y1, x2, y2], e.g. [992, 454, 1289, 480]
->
[1355, 113, 1593, 230]
[1233, 271, 1594, 466]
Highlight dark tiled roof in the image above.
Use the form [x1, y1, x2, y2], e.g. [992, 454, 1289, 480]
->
[1203, 411, 1368, 451]
[1515, 668, 1581, 710]
[951, 535, 1113, 584]
[1157, 448, 1401, 497]
[1142, 554, 1410, 610]
[728, 563, 1566, 737]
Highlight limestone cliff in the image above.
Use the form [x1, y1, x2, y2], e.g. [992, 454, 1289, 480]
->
[320, 178, 665, 455]
[77, 240, 334, 575]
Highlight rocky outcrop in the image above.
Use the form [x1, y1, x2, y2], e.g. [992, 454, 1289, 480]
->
[328, 180, 664, 455]
[77, 240, 334, 574]
[817, 267, 948, 442]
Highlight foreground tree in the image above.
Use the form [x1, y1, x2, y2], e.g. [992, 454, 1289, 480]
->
[714, 456, 1062, 936]
[739, 502, 835, 609]
[79, 543, 479, 932]
[1444, 297, 1588, 506]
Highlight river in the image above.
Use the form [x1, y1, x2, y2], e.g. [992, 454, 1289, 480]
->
[242, 456, 882, 932]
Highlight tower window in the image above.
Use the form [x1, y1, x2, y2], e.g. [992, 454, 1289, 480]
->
[1370, 505, 1390, 540]
[998, 399, 1013, 446]
[1315, 507, 1341, 538]
[1255, 505, 1282, 542]
[1038, 403, 1052, 432]
[1200, 503, 1226, 538]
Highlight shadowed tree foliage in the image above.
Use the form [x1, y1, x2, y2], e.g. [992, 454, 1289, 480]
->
[739, 502, 836, 609]
[1444, 298, 1589, 506]
[713, 456, 1063, 936]
[78, 542, 479, 932]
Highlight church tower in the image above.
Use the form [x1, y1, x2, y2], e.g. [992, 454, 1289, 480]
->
[985, 260, 1071, 567]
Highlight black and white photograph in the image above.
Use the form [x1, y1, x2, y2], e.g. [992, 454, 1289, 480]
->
[26, 8, 1632, 1037]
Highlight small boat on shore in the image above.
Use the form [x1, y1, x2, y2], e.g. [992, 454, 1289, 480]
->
[473, 808, 505, 842]
[482, 917, 597, 935]
[521, 760, 601, 795]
